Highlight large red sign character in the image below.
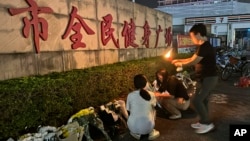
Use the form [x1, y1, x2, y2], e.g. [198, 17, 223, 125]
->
[121, 19, 138, 48]
[8, 0, 53, 53]
[155, 25, 163, 48]
[101, 14, 119, 48]
[165, 26, 172, 46]
[62, 6, 95, 49]
[142, 21, 151, 48]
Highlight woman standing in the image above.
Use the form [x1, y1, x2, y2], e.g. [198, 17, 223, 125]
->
[172, 23, 218, 134]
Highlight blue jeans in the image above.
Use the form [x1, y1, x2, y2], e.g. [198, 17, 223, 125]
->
[193, 76, 218, 124]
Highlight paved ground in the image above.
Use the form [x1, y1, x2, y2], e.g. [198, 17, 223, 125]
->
[115, 75, 250, 141]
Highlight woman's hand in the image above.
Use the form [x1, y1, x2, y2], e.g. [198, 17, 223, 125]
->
[154, 92, 162, 97]
[177, 98, 184, 104]
[174, 62, 182, 67]
[154, 91, 172, 98]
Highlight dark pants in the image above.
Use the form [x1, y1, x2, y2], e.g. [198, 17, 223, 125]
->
[193, 76, 218, 124]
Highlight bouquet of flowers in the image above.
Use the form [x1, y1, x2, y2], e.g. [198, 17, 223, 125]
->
[56, 122, 84, 141]
[18, 126, 57, 141]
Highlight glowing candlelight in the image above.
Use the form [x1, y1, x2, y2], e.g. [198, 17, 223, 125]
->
[165, 50, 171, 58]
[164, 48, 173, 61]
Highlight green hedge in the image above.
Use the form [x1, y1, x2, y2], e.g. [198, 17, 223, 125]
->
[0, 54, 191, 140]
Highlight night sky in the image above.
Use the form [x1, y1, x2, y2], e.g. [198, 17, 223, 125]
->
[129, 0, 158, 8]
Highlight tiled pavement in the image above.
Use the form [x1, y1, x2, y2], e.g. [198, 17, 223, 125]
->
[115, 75, 250, 141]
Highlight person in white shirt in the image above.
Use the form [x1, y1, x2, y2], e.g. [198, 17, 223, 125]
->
[126, 74, 160, 140]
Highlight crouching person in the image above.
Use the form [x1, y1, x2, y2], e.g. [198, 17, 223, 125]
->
[126, 74, 160, 140]
[154, 69, 190, 120]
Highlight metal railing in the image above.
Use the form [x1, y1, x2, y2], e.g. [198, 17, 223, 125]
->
[157, 0, 236, 7]
[156, 0, 243, 18]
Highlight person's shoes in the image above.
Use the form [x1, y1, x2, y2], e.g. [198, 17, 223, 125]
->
[130, 129, 160, 140]
[195, 123, 215, 134]
[169, 114, 182, 119]
[191, 122, 201, 129]
[148, 129, 160, 140]
[130, 132, 140, 140]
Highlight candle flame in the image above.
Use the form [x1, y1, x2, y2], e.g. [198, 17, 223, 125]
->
[165, 50, 171, 58]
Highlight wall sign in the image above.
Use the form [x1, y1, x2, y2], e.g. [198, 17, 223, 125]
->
[8, 0, 172, 53]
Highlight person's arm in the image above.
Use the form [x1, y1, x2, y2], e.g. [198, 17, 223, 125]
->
[172, 57, 192, 64]
[126, 95, 131, 116]
[150, 91, 157, 108]
[177, 98, 184, 104]
[154, 91, 173, 98]
[145, 82, 154, 92]
[173, 54, 203, 67]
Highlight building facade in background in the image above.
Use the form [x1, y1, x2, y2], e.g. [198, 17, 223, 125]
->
[154, 0, 250, 51]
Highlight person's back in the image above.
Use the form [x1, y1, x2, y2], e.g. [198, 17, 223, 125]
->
[165, 75, 189, 101]
[126, 90, 156, 134]
[154, 69, 190, 119]
[126, 74, 160, 140]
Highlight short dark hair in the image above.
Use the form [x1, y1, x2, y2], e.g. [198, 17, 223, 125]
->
[134, 74, 151, 101]
[189, 23, 207, 37]
[134, 74, 147, 89]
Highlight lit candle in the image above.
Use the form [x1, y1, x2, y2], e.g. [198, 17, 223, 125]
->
[164, 48, 172, 61]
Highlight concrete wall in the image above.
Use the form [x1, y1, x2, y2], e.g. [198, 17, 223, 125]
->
[0, 0, 172, 80]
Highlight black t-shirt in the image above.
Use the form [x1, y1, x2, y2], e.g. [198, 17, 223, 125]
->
[195, 41, 217, 79]
[158, 76, 189, 100]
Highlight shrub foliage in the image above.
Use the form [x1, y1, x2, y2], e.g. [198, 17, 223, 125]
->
[0, 54, 191, 140]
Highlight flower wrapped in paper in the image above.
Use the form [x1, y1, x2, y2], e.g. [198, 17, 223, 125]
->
[56, 122, 84, 141]
[67, 107, 112, 141]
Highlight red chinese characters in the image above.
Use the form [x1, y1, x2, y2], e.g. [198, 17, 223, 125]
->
[62, 6, 95, 49]
[8, 0, 53, 53]
[9, 2, 172, 52]
[155, 25, 163, 48]
[165, 26, 172, 46]
[101, 14, 119, 48]
[122, 19, 138, 48]
[142, 21, 151, 48]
